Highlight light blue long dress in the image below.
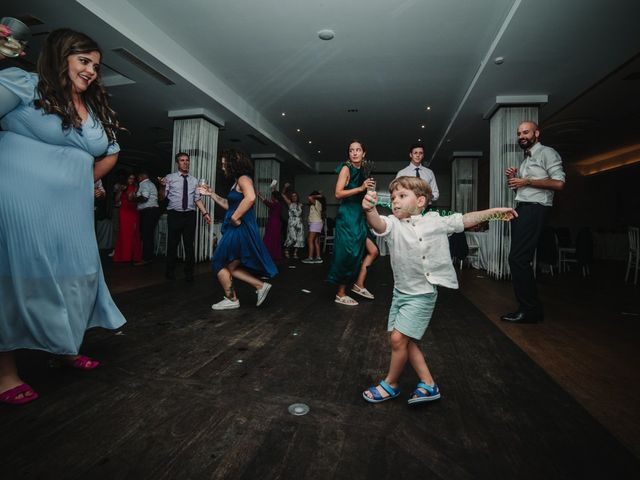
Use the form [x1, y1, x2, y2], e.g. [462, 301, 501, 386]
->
[0, 67, 126, 354]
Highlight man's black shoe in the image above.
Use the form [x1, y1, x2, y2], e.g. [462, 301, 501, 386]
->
[500, 311, 522, 321]
[500, 311, 543, 323]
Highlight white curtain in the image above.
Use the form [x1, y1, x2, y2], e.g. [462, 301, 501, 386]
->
[171, 117, 219, 262]
[252, 158, 280, 236]
[451, 157, 477, 213]
[487, 106, 538, 279]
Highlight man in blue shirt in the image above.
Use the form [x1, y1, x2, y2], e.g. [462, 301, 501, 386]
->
[158, 152, 212, 281]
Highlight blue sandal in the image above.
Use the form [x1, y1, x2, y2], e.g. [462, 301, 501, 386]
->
[408, 381, 441, 405]
[362, 380, 401, 403]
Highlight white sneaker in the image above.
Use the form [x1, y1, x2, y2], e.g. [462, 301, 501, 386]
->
[301, 258, 315, 264]
[211, 297, 240, 310]
[107, 250, 115, 257]
[256, 282, 272, 306]
[313, 257, 323, 264]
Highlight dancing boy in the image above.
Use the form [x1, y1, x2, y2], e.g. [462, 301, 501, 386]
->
[361, 177, 516, 404]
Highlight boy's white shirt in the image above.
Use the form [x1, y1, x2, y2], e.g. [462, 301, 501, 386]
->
[373, 212, 464, 294]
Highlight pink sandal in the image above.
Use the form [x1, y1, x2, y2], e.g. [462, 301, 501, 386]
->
[69, 355, 101, 370]
[0, 383, 39, 405]
[51, 355, 101, 370]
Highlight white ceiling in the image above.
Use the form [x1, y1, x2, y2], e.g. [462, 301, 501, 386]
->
[3, 0, 640, 176]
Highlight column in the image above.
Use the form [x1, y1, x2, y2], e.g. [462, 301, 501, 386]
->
[485, 96, 546, 279]
[252, 154, 282, 236]
[451, 151, 481, 213]
[169, 108, 222, 262]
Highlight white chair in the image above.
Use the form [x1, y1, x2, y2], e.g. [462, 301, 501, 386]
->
[322, 218, 335, 253]
[465, 236, 480, 269]
[625, 226, 639, 285]
[154, 213, 168, 256]
[558, 246, 577, 273]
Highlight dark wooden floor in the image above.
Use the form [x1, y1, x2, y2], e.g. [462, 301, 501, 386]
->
[3, 257, 639, 479]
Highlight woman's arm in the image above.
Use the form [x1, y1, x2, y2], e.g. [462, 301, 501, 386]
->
[93, 153, 118, 181]
[334, 165, 375, 200]
[230, 175, 256, 225]
[199, 185, 229, 210]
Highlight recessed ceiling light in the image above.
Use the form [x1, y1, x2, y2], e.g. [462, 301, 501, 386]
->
[296, 128, 301, 132]
[426, 106, 431, 111]
[421, 124, 426, 129]
[494, 56, 504, 65]
[317, 150, 321, 154]
[418, 138, 422, 142]
[318, 29, 335, 41]
[281, 112, 286, 116]
[308, 140, 312, 144]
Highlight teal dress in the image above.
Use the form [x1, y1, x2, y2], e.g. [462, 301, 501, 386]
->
[327, 162, 368, 285]
[0, 68, 126, 355]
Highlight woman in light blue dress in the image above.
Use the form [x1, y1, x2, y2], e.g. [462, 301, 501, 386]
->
[0, 28, 125, 404]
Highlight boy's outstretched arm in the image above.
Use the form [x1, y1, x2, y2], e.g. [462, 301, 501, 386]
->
[362, 191, 387, 234]
[462, 207, 518, 229]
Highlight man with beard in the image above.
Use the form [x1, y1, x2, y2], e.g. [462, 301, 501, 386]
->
[501, 121, 565, 324]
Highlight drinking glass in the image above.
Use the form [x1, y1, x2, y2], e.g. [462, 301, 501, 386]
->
[0, 17, 31, 58]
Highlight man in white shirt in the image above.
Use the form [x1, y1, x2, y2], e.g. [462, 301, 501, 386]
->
[396, 143, 439, 203]
[133, 170, 160, 266]
[501, 121, 565, 324]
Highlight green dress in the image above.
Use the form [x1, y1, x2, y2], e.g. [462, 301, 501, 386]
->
[327, 162, 368, 285]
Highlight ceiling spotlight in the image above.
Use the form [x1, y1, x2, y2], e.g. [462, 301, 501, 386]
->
[418, 138, 422, 142]
[494, 56, 504, 65]
[426, 106, 431, 111]
[318, 29, 335, 41]
[308, 140, 312, 144]
[421, 124, 426, 129]
[296, 128, 301, 132]
[317, 150, 321, 154]
[281, 112, 286, 116]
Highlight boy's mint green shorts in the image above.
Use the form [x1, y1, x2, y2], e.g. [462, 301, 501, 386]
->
[387, 287, 438, 340]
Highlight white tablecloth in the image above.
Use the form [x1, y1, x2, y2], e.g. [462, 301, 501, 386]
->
[465, 231, 490, 270]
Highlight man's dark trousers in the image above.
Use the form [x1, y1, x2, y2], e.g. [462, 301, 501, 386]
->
[508, 202, 549, 315]
[166, 209, 196, 278]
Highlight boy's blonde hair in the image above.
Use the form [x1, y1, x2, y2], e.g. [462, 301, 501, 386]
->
[388, 176, 432, 204]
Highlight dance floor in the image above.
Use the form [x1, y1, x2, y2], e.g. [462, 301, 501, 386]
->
[3, 258, 639, 479]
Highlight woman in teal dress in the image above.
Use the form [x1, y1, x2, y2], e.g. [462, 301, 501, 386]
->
[327, 140, 379, 305]
[0, 29, 125, 404]
[199, 149, 277, 310]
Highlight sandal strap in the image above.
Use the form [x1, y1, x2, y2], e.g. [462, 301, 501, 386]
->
[379, 380, 398, 397]
[366, 386, 383, 400]
[415, 382, 438, 396]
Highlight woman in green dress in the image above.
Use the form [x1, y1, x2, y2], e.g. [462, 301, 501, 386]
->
[327, 140, 379, 305]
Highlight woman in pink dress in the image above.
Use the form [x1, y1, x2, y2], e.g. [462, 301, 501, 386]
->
[258, 190, 284, 262]
[113, 173, 142, 263]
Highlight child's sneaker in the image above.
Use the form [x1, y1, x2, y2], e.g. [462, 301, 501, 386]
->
[211, 297, 240, 310]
